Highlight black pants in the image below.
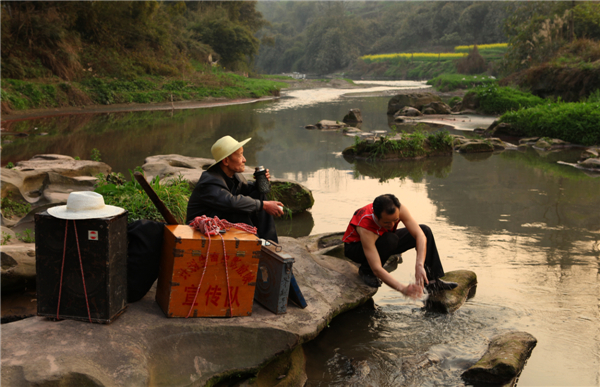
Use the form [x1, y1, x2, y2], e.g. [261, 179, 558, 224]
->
[344, 224, 444, 281]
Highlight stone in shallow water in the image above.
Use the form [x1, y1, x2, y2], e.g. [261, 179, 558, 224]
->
[424, 270, 477, 313]
[461, 331, 537, 385]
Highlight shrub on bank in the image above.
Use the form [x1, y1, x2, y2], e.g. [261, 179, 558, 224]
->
[467, 85, 545, 114]
[499, 101, 600, 146]
[427, 74, 497, 92]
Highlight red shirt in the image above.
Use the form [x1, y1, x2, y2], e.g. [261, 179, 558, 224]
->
[342, 203, 398, 243]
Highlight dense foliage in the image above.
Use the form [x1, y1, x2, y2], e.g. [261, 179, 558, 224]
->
[1, 1, 267, 80]
[255, 1, 510, 74]
[499, 100, 600, 146]
[502, 1, 600, 74]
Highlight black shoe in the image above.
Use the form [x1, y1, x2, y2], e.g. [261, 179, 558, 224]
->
[425, 279, 458, 292]
[383, 254, 402, 272]
[359, 267, 382, 288]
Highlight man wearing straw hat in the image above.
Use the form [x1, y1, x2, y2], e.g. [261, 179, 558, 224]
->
[186, 135, 284, 242]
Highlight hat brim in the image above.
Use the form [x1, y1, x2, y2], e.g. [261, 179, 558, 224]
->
[208, 137, 251, 169]
[47, 204, 126, 220]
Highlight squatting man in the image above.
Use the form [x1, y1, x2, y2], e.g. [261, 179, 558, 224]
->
[343, 194, 457, 298]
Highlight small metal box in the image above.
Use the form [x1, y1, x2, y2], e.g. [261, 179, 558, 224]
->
[254, 246, 295, 314]
[35, 211, 128, 323]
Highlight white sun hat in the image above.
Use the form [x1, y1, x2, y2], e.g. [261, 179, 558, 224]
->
[209, 135, 251, 169]
[47, 191, 126, 220]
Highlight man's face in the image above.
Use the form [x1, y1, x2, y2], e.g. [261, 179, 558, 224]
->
[223, 147, 246, 175]
[377, 207, 400, 231]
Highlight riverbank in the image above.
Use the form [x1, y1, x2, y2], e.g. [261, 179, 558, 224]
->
[1, 78, 462, 122]
[1, 96, 277, 122]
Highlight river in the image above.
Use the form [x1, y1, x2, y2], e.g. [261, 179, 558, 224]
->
[1, 81, 599, 386]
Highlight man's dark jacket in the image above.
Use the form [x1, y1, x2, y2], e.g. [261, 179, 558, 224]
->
[186, 165, 262, 225]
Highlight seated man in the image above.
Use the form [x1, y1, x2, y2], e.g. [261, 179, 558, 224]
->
[186, 135, 284, 242]
[343, 194, 457, 298]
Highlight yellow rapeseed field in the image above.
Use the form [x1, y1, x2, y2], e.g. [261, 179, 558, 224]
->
[361, 52, 467, 62]
[361, 43, 508, 63]
[454, 43, 509, 52]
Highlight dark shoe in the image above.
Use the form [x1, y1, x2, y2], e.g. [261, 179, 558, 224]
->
[383, 254, 402, 272]
[426, 279, 458, 292]
[359, 267, 382, 288]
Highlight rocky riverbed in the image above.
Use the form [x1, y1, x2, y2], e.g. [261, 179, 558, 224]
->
[1, 153, 491, 387]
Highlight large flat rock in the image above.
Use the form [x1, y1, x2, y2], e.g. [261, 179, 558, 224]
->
[1, 236, 376, 387]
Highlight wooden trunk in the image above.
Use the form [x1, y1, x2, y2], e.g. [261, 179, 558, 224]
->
[35, 211, 128, 324]
[156, 225, 261, 318]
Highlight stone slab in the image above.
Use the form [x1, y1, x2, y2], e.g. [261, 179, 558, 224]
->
[1, 236, 376, 387]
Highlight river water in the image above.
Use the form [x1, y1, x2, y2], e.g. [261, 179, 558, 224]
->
[2, 81, 599, 386]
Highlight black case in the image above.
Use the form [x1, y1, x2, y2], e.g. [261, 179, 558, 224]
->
[35, 211, 128, 323]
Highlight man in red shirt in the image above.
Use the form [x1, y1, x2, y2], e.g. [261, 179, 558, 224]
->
[343, 194, 457, 298]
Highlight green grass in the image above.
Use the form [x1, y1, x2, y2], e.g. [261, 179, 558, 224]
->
[1, 66, 287, 111]
[467, 85, 546, 114]
[499, 101, 600, 145]
[427, 74, 498, 92]
[94, 170, 192, 224]
[0, 193, 31, 219]
[16, 229, 35, 243]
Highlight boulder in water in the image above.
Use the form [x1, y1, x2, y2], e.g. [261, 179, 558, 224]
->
[425, 270, 477, 313]
[461, 331, 537, 385]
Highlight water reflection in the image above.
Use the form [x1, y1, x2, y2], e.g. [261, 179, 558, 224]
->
[2, 86, 599, 386]
[344, 155, 452, 183]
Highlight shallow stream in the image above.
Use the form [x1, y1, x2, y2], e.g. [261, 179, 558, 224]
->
[2, 81, 599, 386]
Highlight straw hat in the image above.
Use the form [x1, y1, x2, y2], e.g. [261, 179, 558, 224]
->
[47, 191, 126, 220]
[209, 135, 251, 169]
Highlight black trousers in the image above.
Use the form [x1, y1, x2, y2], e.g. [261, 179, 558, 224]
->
[344, 224, 444, 281]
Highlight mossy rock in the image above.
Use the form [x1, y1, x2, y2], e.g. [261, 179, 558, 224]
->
[484, 121, 522, 137]
[424, 270, 477, 313]
[461, 331, 537, 385]
[579, 157, 600, 169]
[268, 180, 314, 214]
[534, 139, 551, 150]
[387, 93, 442, 115]
[461, 91, 480, 110]
[458, 141, 494, 153]
[343, 108, 362, 123]
[251, 345, 307, 387]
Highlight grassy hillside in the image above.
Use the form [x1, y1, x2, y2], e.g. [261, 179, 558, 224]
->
[0, 1, 282, 113]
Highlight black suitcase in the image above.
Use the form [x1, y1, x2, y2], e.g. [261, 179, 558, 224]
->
[35, 211, 128, 323]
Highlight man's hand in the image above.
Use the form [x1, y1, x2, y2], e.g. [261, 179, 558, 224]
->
[401, 283, 424, 300]
[265, 169, 271, 181]
[263, 200, 284, 217]
[415, 264, 428, 288]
